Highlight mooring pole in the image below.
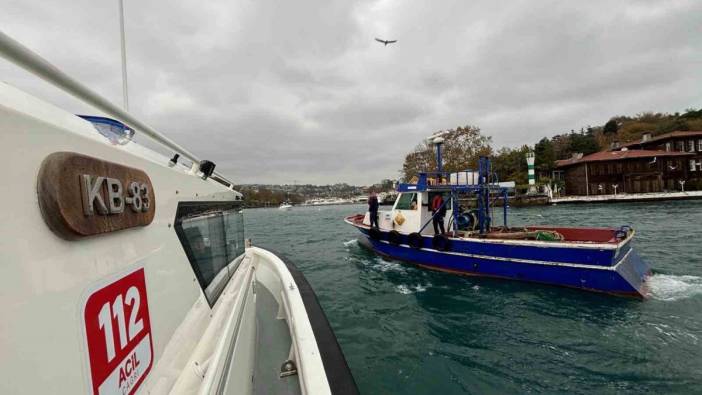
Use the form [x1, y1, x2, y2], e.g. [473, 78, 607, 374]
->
[477, 157, 487, 234]
[503, 188, 508, 227]
[452, 191, 458, 236]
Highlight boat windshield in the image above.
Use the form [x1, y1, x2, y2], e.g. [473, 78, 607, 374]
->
[395, 192, 417, 210]
[78, 115, 134, 145]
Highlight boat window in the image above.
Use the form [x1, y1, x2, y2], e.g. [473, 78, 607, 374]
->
[395, 192, 417, 210]
[174, 201, 245, 306]
[224, 210, 245, 260]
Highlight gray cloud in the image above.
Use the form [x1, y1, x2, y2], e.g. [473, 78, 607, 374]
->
[2, 0, 701, 184]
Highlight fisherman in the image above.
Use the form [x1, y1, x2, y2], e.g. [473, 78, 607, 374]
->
[431, 193, 447, 235]
[368, 192, 379, 229]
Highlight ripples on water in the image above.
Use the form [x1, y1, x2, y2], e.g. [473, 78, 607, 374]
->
[245, 202, 702, 394]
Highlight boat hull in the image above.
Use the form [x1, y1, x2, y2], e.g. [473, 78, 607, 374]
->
[352, 226, 651, 298]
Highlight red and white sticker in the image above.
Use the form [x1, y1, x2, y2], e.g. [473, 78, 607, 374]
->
[83, 268, 153, 395]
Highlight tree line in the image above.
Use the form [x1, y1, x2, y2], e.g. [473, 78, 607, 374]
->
[235, 186, 306, 207]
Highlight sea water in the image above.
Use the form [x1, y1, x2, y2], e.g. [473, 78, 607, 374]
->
[244, 201, 702, 394]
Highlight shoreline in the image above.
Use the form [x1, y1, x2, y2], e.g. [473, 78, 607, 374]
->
[550, 190, 702, 204]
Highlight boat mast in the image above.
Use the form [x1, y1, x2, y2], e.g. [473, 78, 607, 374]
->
[118, 0, 129, 110]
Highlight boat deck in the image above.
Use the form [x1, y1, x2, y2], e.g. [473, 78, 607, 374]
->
[252, 283, 300, 395]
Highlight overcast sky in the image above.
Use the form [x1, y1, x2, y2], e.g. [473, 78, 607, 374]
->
[2, 0, 701, 184]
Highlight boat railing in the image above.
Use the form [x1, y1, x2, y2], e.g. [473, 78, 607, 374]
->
[0, 30, 236, 190]
[399, 170, 481, 192]
[422, 170, 478, 187]
[399, 169, 511, 194]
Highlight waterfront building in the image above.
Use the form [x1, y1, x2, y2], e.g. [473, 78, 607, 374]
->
[555, 130, 702, 195]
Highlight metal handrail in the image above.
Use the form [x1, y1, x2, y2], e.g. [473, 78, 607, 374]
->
[0, 30, 235, 189]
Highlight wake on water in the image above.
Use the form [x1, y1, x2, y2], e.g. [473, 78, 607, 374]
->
[646, 274, 702, 301]
[371, 257, 406, 273]
[395, 283, 431, 294]
[343, 239, 358, 247]
[343, 240, 407, 273]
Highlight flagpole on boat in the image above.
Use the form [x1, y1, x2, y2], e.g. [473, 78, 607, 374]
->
[118, 0, 129, 111]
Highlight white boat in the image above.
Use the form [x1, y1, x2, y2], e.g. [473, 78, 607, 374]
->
[279, 202, 293, 210]
[304, 198, 352, 206]
[0, 31, 356, 394]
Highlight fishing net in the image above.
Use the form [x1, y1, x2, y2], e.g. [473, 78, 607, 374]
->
[535, 230, 565, 241]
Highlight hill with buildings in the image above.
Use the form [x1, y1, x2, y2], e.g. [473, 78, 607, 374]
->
[400, 107, 702, 189]
[533, 107, 702, 179]
[236, 179, 395, 207]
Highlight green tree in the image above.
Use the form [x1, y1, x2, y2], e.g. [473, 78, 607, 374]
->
[492, 145, 531, 185]
[550, 134, 571, 160]
[681, 108, 702, 119]
[567, 131, 598, 155]
[603, 119, 618, 135]
[534, 137, 556, 175]
[655, 118, 689, 134]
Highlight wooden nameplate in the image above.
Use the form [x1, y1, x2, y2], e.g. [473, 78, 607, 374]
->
[37, 152, 156, 240]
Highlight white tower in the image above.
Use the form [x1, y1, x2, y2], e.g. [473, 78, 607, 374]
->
[526, 152, 536, 194]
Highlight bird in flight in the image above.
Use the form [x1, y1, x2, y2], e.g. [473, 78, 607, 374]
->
[375, 38, 397, 46]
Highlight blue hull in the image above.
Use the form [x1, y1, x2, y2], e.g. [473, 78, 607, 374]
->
[354, 227, 651, 298]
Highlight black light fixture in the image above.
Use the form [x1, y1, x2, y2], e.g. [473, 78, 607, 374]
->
[169, 153, 180, 167]
[199, 160, 216, 180]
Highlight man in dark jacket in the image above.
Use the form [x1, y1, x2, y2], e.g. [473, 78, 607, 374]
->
[431, 193, 447, 235]
[368, 192, 379, 229]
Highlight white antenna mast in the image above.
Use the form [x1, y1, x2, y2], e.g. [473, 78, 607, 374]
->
[118, 0, 129, 110]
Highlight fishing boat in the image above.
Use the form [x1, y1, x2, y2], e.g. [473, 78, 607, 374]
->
[345, 137, 652, 298]
[0, 32, 357, 394]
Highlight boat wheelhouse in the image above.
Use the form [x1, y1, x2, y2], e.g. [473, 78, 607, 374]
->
[0, 31, 356, 394]
[345, 154, 652, 298]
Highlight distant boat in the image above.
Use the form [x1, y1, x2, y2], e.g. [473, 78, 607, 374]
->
[279, 202, 293, 210]
[303, 198, 352, 206]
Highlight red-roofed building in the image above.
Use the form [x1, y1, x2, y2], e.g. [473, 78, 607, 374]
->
[554, 130, 702, 196]
[555, 149, 694, 196]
